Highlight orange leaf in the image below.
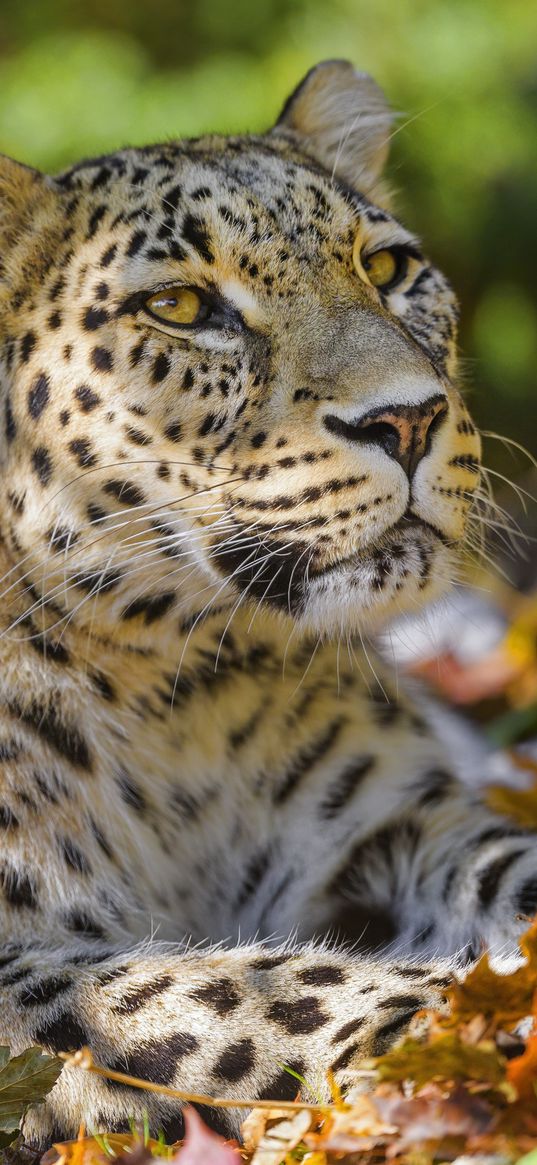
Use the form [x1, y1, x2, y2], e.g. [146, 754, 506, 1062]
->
[507, 1031, 537, 1107]
[446, 917, 537, 1028]
[372, 1033, 506, 1088]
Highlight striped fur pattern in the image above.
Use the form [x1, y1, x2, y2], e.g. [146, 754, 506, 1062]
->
[0, 61, 533, 1146]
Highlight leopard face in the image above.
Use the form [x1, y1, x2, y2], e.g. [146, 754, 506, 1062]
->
[0, 61, 480, 641]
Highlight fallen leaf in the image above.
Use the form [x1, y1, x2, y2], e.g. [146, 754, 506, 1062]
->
[507, 1031, 537, 1107]
[446, 917, 537, 1028]
[372, 1033, 506, 1088]
[176, 1107, 240, 1164]
[373, 1083, 496, 1151]
[241, 1107, 292, 1155]
[250, 1108, 312, 1165]
[0, 1046, 62, 1144]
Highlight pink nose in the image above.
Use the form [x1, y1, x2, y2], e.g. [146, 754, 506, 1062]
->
[323, 394, 448, 478]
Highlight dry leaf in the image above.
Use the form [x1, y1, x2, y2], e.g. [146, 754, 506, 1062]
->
[250, 1108, 312, 1165]
[177, 1107, 240, 1164]
[241, 1107, 293, 1155]
[507, 1031, 537, 1106]
[372, 1033, 506, 1088]
[446, 917, 537, 1028]
[373, 1083, 495, 1151]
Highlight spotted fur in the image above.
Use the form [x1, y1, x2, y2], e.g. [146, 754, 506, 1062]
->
[0, 61, 533, 1147]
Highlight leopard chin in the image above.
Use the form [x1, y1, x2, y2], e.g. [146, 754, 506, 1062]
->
[212, 514, 456, 635]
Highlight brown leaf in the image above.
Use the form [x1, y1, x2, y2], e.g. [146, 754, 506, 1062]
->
[446, 916, 537, 1028]
[372, 1033, 506, 1088]
[373, 1084, 496, 1151]
[507, 1030, 537, 1106]
[175, 1107, 240, 1164]
[249, 1108, 312, 1165]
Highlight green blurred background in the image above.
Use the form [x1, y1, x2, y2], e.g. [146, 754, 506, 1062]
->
[0, 0, 535, 475]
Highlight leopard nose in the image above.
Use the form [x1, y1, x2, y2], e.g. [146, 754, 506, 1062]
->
[323, 394, 448, 479]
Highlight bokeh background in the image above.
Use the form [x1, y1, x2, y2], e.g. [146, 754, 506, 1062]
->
[0, 0, 535, 475]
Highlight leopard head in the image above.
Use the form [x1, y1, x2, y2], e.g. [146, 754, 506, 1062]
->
[0, 61, 480, 642]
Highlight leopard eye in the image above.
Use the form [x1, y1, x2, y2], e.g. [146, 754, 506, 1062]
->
[144, 287, 209, 327]
[353, 241, 407, 293]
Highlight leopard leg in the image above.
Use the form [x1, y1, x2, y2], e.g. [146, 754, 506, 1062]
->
[0, 939, 450, 1147]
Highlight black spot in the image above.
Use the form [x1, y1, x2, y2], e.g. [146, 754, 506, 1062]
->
[59, 409, 71, 426]
[107, 1033, 198, 1088]
[122, 592, 176, 625]
[87, 502, 108, 525]
[65, 910, 105, 940]
[181, 213, 214, 263]
[189, 977, 240, 1016]
[477, 848, 528, 909]
[0, 865, 38, 910]
[69, 437, 97, 468]
[267, 995, 329, 1034]
[35, 1012, 88, 1053]
[91, 347, 113, 373]
[152, 353, 171, 383]
[319, 755, 375, 818]
[5, 398, 16, 442]
[18, 975, 73, 1007]
[298, 965, 346, 987]
[127, 229, 147, 257]
[517, 877, 537, 917]
[164, 422, 182, 442]
[20, 332, 36, 363]
[331, 1043, 360, 1073]
[48, 524, 78, 551]
[0, 806, 18, 830]
[213, 1038, 255, 1082]
[235, 850, 271, 908]
[112, 973, 174, 1014]
[251, 954, 292, 972]
[90, 670, 116, 702]
[117, 772, 146, 814]
[7, 697, 93, 770]
[259, 1062, 306, 1102]
[378, 993, 425, 1010]
[75, 384, 101, 412]
[103, 480, 146, 507]
[331, 1017, 366, 1044]
[74, 568, 122, 594]
[126, 426, 151, 446]
[274, 718, 344, 804]
[83, 306, 109, 330]
[251, 431, 267, 448]
[88, 205, 107, 237]
[31, 446, 53, 486]
[59, 836, 92, 875]
[182, 368, 194, 389]
[372, 1008, 421, 1053]
[100, 244, 117, 268]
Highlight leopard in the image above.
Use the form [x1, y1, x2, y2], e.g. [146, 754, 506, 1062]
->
[0, 58, 534, 1148]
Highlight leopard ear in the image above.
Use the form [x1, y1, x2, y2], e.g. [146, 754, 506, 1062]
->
[274, 60, 393, 195]
[0, 155, 59, 286]
[0, 155, 52, 245]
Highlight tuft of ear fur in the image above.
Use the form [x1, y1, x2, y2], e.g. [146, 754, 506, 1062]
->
[274, 59, 393, 196]
[0, 155, 59, 288]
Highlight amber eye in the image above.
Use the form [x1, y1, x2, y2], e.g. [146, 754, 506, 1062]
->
[363, 248, 399, 289]
[145, 287, 208, 326]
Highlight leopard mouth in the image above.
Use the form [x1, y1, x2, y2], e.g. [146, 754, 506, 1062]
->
[211, 511, 452, 618]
